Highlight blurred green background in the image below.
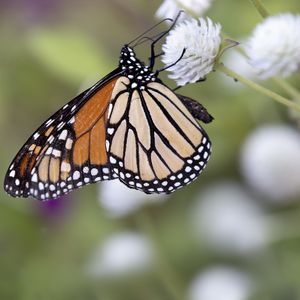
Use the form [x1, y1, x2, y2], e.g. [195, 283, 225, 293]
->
[1, 1, 300, 299]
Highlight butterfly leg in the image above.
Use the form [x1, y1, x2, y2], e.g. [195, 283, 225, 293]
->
[176, 94, 214, 124]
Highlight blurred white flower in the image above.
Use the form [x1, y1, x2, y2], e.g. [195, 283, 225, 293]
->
[191, 182, 270, 255]
[241, 124, 300, 202]
[162, 17, 221, 86]
[188, 266, 253, 300]
[86, 232, 153, 278]
[98, 180, 166, 217]
[245, 13, 300, 79]
[156, 0, 212, 21]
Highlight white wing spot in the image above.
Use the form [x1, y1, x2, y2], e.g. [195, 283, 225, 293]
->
[45, 119, 54, 127]
[46, 147, 53, 155]
[53, 149, 61, 157]
[91, 168, 98, 176]
[185, 166, 192, 173]
[110, 157, 117, 164]
[48, 135, 55, 144]
[107, 128, 114, 135]
[190, 174, 196, 179]
[59, 129, 68, 140]
[69, 117, 75, 124]
[103, 168, 109, 174]
[32, 173, 38, 182]
[33, 132, 40, 140]
[73, 171, 80, 180]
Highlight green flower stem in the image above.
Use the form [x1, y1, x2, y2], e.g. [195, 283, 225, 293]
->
[272, 77, 300, 103]
[234, 44, 300, 102]
[249, 0, 269, 18]
[215, 63, 300, 113]
[136, 211, 186, 300]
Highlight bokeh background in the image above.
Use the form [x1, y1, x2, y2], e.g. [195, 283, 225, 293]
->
[1, 1, 300, 299]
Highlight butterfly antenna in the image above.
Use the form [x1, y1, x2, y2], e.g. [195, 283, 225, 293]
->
[148, 11, 184, 70]
[128, 18, 173, 46]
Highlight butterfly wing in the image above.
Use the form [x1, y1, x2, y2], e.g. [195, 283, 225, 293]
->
[106, 77, 211, 194]
[4, 73, 121, 200]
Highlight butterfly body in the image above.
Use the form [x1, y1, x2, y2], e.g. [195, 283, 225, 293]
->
[4, 44, 212, 200]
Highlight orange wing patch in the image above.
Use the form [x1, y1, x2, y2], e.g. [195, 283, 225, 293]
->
[72, 77, 120, 168]
[90, 117, 107, 165]
[74, 78, 118, 137]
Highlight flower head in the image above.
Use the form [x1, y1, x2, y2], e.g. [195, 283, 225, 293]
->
[240, 124, 300, 202]
[86, 232, 153, 278]
[191, 181, 269, 256]
[162, 17, 221, 86]
[245, 13, 300, 79]
[188, 266, 253, 300]
[98, 180, 166, 218]
[156, 0, 212, 21]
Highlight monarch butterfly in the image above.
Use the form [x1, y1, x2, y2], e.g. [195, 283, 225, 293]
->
[4, 16, 213, 201]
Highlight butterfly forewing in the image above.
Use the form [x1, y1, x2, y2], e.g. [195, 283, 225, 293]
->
[4, 75, 120, 200]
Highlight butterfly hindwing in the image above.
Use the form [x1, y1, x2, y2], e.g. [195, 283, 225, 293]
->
[106, 77, 211, 194]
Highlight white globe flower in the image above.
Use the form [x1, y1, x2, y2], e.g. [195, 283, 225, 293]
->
[156, 0, 213, 21]
[245, 13, 300, 79]
[86, 232, 153, 278]
[191, 181, 270, 256]
[98, 180, 166, 218]
[162, 17, 221, 86]
[188, 266, 253, 300]
[241, 124, 300, 202]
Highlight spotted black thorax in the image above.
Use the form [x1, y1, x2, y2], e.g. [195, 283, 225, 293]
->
[119, 45, 157, 89]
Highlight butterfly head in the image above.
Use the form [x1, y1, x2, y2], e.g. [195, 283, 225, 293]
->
[119, 45, 156, 88]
